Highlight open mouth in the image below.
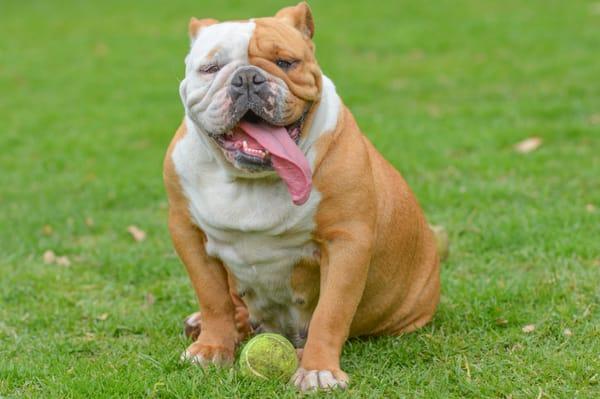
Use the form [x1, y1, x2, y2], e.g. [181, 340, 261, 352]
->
[215, 110, 303, 167]
[213, 109, 312, 206]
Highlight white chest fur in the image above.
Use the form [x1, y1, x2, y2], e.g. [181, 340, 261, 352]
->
[172, 125, 321, 337]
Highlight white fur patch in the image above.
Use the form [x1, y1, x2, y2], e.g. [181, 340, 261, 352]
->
[292, 368, 349, 391]
[187, 22, 255, 72]
[302, 76, 340, 166]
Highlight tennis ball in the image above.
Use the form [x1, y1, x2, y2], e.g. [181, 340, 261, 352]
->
[239, 333, 298, 381]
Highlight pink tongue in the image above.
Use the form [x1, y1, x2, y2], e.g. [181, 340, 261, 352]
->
[238, 121, 312, 205]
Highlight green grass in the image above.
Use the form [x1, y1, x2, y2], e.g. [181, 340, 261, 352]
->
[1, 0, 599, 397]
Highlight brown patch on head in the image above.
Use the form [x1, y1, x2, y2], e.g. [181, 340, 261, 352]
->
[188, 17, 219, 41]
[247, 5, 322, 129]
[275, 2, 314, 39]
[249, 18, 320, 101]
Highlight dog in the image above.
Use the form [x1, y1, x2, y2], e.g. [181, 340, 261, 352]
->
[163, 2, 440, 391]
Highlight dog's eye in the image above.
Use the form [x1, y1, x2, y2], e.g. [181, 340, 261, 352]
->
[198, 64, 221, 74]
[275, 59, 298, 71]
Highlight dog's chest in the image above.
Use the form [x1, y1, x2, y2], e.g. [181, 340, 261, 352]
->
[172, 130, 320, 339]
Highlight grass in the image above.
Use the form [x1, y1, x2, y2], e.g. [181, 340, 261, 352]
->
[1, 0, 599, 397]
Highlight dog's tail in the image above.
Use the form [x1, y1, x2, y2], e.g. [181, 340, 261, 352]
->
[429, 224, 449, 262]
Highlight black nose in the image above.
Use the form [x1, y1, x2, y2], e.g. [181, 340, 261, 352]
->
[230, 66, 267, 101]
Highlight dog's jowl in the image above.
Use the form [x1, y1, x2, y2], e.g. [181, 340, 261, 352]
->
[164, 2, 440, 391]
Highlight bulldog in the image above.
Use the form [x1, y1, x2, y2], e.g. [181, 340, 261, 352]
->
[163, 2, 441, 391]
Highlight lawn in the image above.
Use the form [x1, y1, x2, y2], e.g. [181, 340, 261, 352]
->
[1, 0, 599, 397]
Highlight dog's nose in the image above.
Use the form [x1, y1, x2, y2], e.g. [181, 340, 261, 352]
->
[230, 66, 267, 100]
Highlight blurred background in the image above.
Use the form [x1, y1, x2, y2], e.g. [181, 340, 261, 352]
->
[1, 1, 599, 397]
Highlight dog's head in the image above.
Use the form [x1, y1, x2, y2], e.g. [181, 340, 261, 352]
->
[179, 3, 321, 204]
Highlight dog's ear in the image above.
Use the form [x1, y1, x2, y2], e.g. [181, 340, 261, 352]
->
[188, 17, 218, 42]
[275, 2, 314, 39]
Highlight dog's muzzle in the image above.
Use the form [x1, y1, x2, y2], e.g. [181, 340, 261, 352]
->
[228, 66, 277, 123]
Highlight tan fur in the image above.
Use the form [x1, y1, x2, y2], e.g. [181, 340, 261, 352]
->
[274, 2, 315, 39]
[249, 17, 321, 107]
[290, 257, 321, 321]
[296, 107, 440, 373]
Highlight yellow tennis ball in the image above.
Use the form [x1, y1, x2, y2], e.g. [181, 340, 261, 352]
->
[239, 333, 298, 381]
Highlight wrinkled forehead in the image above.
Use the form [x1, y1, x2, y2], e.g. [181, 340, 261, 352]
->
[188, 21, 256, 68]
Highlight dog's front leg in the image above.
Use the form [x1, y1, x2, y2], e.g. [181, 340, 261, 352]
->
[169, 209, 238, 367]
[292, 226, 372, 391]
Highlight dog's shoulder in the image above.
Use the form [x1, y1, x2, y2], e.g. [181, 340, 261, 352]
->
[163, 121, 195, 210]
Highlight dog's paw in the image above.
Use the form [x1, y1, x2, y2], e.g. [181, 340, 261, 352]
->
[183, 309, 253, 342]
[290, 367, 349, 391]
[180, 340, 234, 367]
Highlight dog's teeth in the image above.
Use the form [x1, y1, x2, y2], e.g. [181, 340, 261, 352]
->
[239, 140, 268, 158]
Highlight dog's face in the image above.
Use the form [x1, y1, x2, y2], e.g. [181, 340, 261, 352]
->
[179, 3, 322, 176]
